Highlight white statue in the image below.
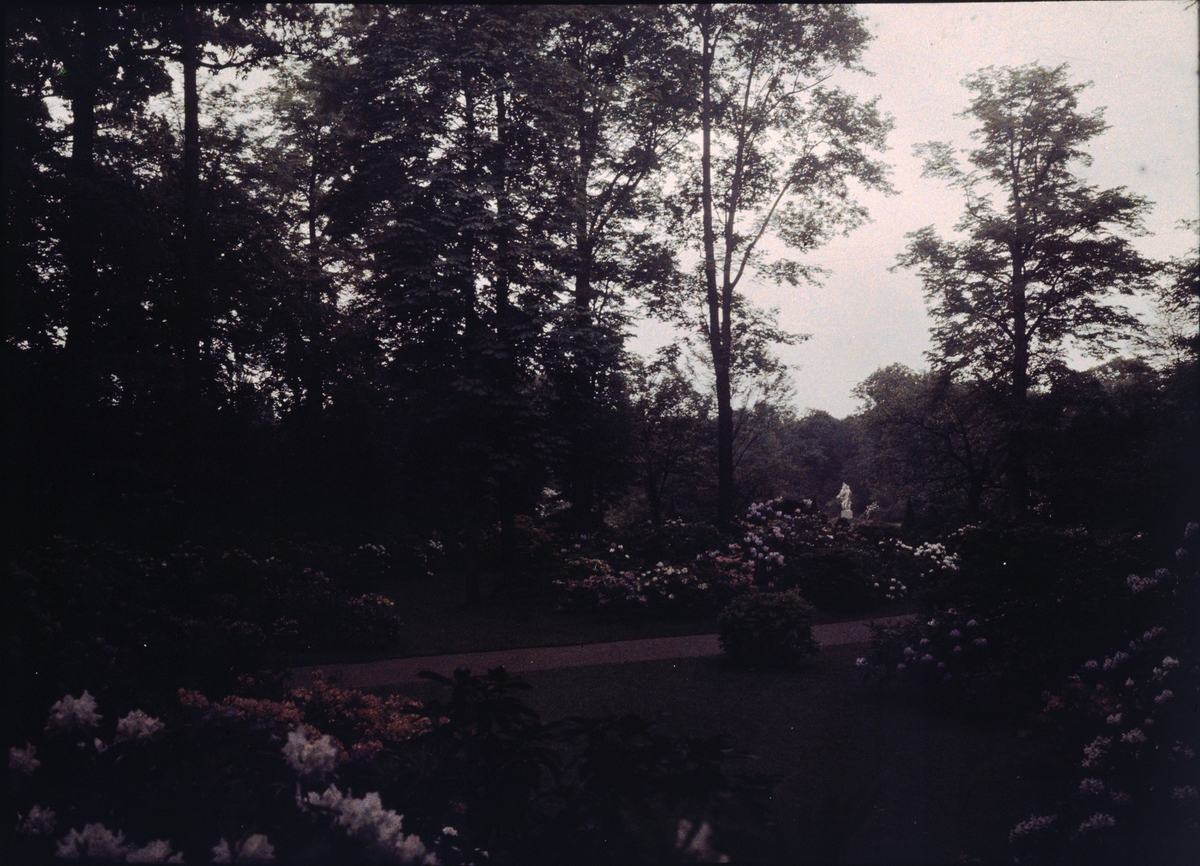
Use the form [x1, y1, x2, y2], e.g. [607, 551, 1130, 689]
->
[836, 483, 853, 520]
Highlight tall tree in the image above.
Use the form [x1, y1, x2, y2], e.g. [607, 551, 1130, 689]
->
[541, 6, 690, 526]
[19, 7, 170, 408]
[678, 3, 892, 522]
[896, 63, 1158, 514]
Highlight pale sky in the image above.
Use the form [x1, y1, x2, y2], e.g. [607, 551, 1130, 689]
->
[632, 1, 1200, 419]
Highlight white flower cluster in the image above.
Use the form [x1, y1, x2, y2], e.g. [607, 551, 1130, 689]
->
[303, 785, 437, 865]
[1126, 572, 1157, 594]
[17, 804, 56, 837]
[213, 834, 275, 862]
[9, 742, 40, 774]
[1009, 813, 1057, 842]
[55, 823, 183, 862]
[1102, 652, 1129, 671]
[1082, 736, 1112, 768]
[283, 729, 339, 777]
[115, 710, 165, 743]
[1120, 728, 1147, 744]
[46, 691, 102, 734]
[913, 542, 959, 572]
[1154, 689, 1175, 705]
[674, 818, 730, 863]
[1079, 777, 1104, 795]
[1172, 785, 1199, 800]
[1077, 812, 1116, 834]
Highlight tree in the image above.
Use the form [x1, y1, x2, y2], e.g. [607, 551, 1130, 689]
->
[895, 63, 1158, 513]
[853, 364, 1003, 521]
[677, 4, 892, 522]
[540, 6, 691, 527]
[628, 344, 713, 527]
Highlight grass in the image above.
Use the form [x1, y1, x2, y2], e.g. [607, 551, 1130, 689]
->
[388, 644, 1064, 864]
[286, 570, 918, 666]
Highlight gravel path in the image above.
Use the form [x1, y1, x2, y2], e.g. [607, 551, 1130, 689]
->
[290, 615, 914, 690]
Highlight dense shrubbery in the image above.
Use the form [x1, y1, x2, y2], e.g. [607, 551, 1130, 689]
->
[554, 499, 931, 617]
[717, 590, 819, 668]
[1005, 523, 1200, 864]
[865, 523, 1166, 718]
[865, 521, 1200, 862]
[9, 668, 777, 864]
[6, 539, 405, 742]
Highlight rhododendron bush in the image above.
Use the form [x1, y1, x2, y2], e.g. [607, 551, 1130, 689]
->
[9, 670, 774, 864]
[554, 500, 933, 615]
[866, 521, 1199, 862]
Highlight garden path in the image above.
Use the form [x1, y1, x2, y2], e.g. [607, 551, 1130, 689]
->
[289, 615, 914, 690]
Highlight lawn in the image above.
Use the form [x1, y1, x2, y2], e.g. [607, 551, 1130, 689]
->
[386, 643, 1062, 864]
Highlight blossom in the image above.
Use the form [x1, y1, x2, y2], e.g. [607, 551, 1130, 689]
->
[919, 638, 930, 646]
[441, 827, 457, 837]
[949, 629, 961, 639]
[1125, 678, 1136, 687]
[675, 818, 729, 863]
[46, 691, 102, 733]
[213, 834, 275, 862]
[1009, 814, 1057, 842]
[1079, 778, 1104, 795]
[1082, 736, 1112, 768]
[966, 619, 978, 628]
[1108, 791, 1131, 805]
[1084, 660, 1099, 670]
[1155, 689, 1175, 705]
[1102, 652, 1129, 671]
[115, 710, 165, 743]
[17, 805, 56, 837]
[1126, 573, 1158, 594]
[1162, 656, 1180, 670]
[855, 657, 868, 668]
[1078, 813, 1116, 834]
[1143, 627, 1166, 642]
[1172, 785, 1199, 800]
[953, 645, 962, 654]
[920, 654, 934, 663]
[126, 839, 184, 862]
[283, 729, 339, 777]
[55, 823, 129, 860]
[972, 638, 987, 647]
[896, 663, 906, 671]
[1120, 728, 1147, 744]
[303, 785, 436, 865]
[9, 742, 40, 774]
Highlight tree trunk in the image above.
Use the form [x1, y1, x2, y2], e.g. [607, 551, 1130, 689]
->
[1008, 252, 1030, 517]
[699, 9, 736, 525]
[180, 5, 202, 409]
[64, 6, 100, 412]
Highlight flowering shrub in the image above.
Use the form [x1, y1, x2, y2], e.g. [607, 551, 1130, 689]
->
[555, 500, 927, 616]
[1007, 522, 1200, 863]
[554, 560, 751, 615]
[9, 670, 777, 864]
[717, 589, 819, 667]
[7, 538, 406, 740]
[865, 523, 1168, 718]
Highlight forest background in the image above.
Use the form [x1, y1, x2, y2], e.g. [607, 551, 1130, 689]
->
[3, 2, 1197, 553]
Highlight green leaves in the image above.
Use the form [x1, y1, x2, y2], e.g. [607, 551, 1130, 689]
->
[900, 63, 1157, 396]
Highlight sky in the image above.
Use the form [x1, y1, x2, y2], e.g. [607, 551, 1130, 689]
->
[631, 1, 1200, 419]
